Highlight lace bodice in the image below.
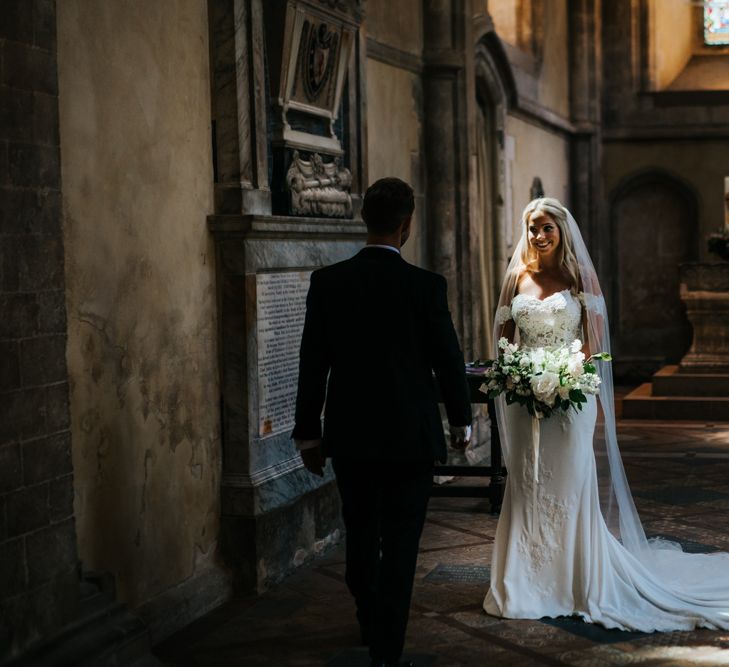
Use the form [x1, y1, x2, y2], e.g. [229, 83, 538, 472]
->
[498, 289, 583, 349]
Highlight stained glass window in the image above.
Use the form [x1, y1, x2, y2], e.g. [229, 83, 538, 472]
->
[705, 0, 729, 45]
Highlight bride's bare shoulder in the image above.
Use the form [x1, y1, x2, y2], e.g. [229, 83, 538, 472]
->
[515, 268, 532, 295]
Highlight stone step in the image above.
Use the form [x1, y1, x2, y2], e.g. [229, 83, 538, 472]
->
[622, 382, 729, 421]
[651, 365, 729, 397]
[14, 591, 161, 667]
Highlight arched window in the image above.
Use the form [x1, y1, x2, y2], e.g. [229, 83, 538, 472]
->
[705, 1, 729, 46]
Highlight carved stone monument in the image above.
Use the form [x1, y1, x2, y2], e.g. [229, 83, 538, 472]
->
[676, 178, 729, 377]
[263, 0, 362, 217]
[678, 263, 729, 375]
[208, 0, 366, 592]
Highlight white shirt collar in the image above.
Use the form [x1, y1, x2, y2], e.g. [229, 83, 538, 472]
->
[365, 244, 400, 254]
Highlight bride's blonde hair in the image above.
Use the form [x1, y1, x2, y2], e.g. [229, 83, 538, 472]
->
[518, 197, 581, 292]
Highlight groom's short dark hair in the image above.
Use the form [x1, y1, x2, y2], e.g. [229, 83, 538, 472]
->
[362, 177, 414, 234]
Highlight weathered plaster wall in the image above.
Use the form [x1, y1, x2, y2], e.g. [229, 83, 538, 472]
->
[538, 0, 569, 118]
[650, 0, 693, 89]
[490, 1, 519, 45]
[603, 141, 729, 261]
[491, 0, 569, 118]
[364, 0, 426, 265]
[506, 115, 570, 236]
[365, 0, 423, 56]
[365, 58, 425, 265]
[57, 0, 224, 611]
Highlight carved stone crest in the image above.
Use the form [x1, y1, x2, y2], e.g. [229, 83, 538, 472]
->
[286, 150, 352, 218]
[301, 21, 339, 103]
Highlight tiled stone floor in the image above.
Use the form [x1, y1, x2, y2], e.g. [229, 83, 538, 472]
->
[155, 419, 729, 666]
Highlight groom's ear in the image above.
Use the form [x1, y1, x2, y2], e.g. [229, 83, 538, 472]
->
[400, 215, 412, 245]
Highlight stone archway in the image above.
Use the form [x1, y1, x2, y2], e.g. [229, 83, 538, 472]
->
[609, 171, 699, 380]
[473, 32, 514, 357]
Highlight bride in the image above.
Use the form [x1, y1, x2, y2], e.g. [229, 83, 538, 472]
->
[483, 197, 729, 631]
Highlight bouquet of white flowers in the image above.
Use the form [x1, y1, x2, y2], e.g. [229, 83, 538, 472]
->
[479, 338, 612, 419]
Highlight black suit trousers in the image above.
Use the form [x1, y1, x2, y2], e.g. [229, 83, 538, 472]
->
[333, 457, 434, 663]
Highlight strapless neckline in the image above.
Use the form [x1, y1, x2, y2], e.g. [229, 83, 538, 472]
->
[512, 289, 571, 304]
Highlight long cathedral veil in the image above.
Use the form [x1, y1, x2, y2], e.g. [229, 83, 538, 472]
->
[493, 199, 652, 558]
[488, 198, 729, 625]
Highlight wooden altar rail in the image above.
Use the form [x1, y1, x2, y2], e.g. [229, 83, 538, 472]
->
[432, 374, 507, 514]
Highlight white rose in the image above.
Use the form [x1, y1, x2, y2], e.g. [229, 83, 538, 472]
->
[567, 357, 585, 378]
[498, 337, 509, 350]
[519, 356, 531, 369]
[570, 339, 583, 353]
[557, 385, 571, 400]
[504, 354, 514, 365]
[530, 371, 560, 404]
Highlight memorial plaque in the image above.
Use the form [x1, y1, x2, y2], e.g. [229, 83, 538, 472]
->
[256, 270, 313, 437]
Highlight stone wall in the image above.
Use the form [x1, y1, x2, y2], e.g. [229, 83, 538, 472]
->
[506, 116, 570, 231]
[601, 0, 729, 379]
[0, 0, 80, 659]
[537, 0, 569, 119]
[364, 0, 426, 266]
[497, 0, 572, 250]
[604, 141, 729, 260]
[56, 0, 228, 634]
[649, 0, 693, 90]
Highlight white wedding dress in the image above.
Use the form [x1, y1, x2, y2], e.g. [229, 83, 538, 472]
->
[483, 289, 729, 631]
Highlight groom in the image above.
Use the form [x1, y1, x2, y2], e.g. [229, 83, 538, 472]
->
[292, 177, 472, 667]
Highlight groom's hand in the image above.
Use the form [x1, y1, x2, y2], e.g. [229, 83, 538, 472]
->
[300, 445, 326, 477]
[450, 435, 470, 451]
[449, 424, 472, 451]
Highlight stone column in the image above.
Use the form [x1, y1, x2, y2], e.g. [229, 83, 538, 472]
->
[209, 0, 271, 214]
[422, 0, 478, 357]
[568, 0, 605, 268]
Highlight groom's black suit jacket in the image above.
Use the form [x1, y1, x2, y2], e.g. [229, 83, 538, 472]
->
[292, 246, 472, 463]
